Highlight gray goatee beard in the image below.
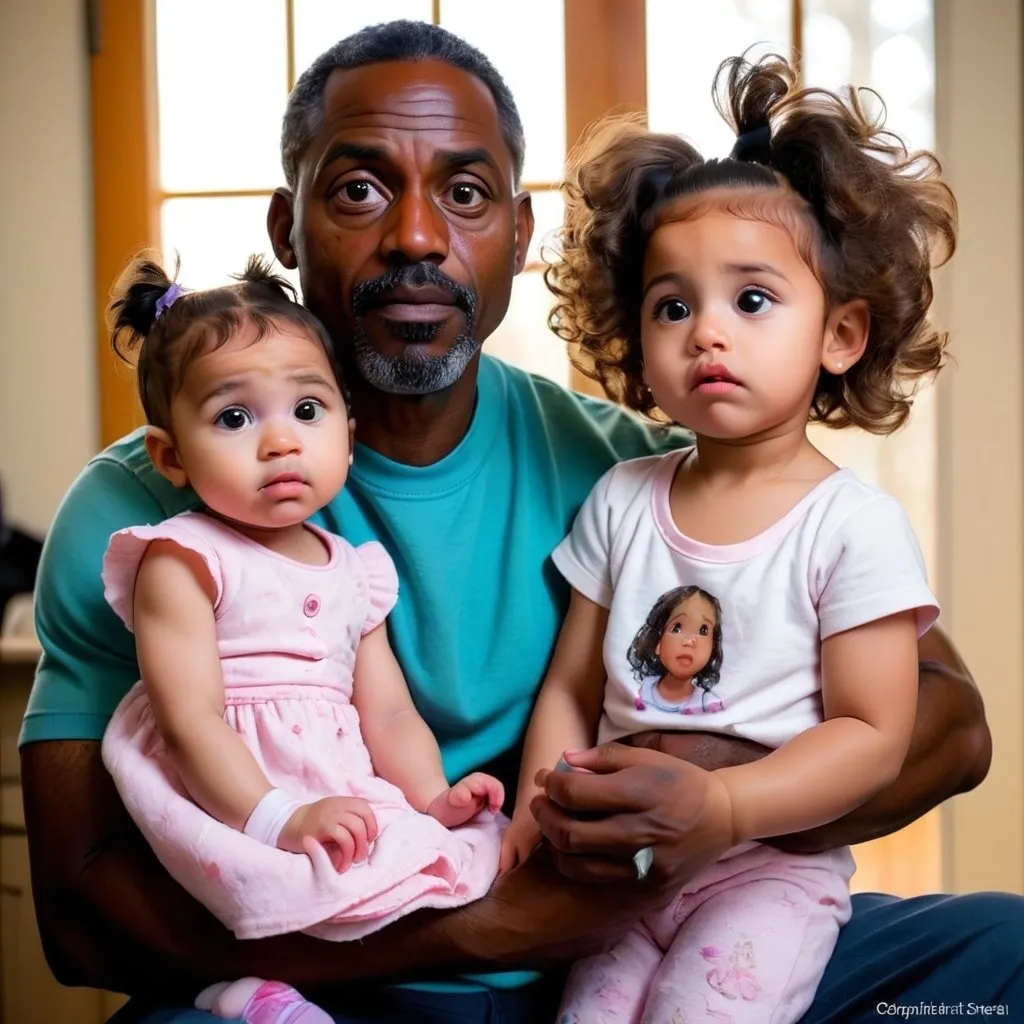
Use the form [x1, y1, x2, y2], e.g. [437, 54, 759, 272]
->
[351, 326, 482, 396]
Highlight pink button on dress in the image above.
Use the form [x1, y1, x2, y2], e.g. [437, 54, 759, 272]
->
[101, 511, 501, 941]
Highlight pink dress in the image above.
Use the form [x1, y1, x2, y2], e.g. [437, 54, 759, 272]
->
[101, 511, 501, 941]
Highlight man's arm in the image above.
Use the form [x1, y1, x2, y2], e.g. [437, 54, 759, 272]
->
[22, 739, 662, 1002]
[625, 624, 990, 854]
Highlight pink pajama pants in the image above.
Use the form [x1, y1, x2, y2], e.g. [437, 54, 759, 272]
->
[558, 844, 853, 1024]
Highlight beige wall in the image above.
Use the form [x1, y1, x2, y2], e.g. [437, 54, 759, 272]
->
[935, 0, 1024, 894]
[0, 0, 97, 537]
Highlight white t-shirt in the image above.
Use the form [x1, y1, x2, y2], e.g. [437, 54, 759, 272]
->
[552, 449, 939, 748]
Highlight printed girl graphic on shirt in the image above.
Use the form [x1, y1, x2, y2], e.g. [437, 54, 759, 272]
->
[627, 585, 725, 715]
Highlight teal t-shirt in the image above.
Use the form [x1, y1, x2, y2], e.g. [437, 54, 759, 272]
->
[21, 354, 688, 990]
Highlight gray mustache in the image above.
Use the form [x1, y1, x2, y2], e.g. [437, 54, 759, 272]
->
[351, 263, 477, 320]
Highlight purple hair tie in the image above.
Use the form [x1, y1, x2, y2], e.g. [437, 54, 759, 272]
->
[154, 282, 185, 320]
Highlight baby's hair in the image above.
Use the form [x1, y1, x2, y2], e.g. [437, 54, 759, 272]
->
[547, 53, 958, 434]
[109, 253, 349, 431]
[627, 585, 724, 699]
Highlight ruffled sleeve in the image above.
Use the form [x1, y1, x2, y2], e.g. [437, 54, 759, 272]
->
[101, 513, 225, 632]
[356, 541, 399, 635]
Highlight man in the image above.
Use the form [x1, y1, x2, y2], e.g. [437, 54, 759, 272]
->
[20, 20, 1022, 1024]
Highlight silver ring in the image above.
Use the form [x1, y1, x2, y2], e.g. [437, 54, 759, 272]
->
[633, 845, 654, 881]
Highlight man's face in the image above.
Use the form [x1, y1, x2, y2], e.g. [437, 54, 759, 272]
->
[273, 59, 533, 395]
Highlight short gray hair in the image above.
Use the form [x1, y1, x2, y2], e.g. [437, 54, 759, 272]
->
[281, 20, 526, 191]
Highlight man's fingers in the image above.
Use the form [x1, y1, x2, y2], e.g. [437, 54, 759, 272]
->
[565, 742, 664, 774]
[532, 797, 657, 856]
[548, 850, 641, 886]
[541, 763, 662, 815]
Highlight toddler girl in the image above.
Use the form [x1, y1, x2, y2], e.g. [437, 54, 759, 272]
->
[502, 53, 956, 1024]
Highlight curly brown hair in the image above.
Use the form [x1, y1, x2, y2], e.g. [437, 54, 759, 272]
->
[546, 54, 958, 434]
[109, 253, 348, 432]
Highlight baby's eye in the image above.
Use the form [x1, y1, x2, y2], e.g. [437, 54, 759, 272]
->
[669, 623, 682, 633]
[215, 407, 251, 430]
[737, 289, 773, 315]
[655, 298, 690, 323]
[699, 624, 709, 636]
[294, 399, 325, 423]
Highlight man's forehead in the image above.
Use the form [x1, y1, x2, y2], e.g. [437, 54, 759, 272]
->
[321, 60, 501, 136]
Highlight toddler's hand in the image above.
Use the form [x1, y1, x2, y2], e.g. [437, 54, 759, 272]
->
[426, 772, 504, 828]
[278, 796, 378, 872]
[498, 814, 542, 875]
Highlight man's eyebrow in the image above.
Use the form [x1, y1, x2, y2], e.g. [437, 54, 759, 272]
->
[437, 148, 501, 177]
[317, 141, 389, 174]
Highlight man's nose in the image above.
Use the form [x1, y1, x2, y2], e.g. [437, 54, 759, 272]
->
[380, 187, 450, 265]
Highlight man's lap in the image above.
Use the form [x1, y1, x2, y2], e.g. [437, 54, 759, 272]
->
[111, 892, 1024, 1024]
[801, 890, 1024, 1023]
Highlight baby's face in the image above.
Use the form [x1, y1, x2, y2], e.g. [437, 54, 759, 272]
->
[167, 323, 351, 530]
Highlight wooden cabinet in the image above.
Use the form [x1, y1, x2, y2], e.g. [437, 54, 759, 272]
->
[1, 640, 126, 1024]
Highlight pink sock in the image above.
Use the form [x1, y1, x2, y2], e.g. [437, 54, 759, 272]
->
[196, 978, 333, 1024]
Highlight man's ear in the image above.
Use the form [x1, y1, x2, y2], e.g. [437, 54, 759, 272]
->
[268, 188, 298, 270]
[144, 427, 189, 488]
[513, 191, 535, 276]
[822, 299, 870, 375]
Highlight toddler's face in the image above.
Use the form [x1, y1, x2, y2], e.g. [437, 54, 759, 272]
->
[165, 323, 351, 529]
[639, 198, 829, 441]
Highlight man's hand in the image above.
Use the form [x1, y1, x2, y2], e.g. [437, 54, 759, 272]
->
[621, 624, 990, 855]
[529, 744, 735, 894]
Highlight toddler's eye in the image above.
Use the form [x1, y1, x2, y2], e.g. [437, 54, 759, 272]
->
[215, 407, 250, 430]
[294, 399, 325, 422]
[737, 289, 773, 315]
[655, 298, 690, 323]
[669, 623, 682, 633]
[700, 624, 709, 636]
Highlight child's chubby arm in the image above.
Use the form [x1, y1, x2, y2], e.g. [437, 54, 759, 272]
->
[715, 610, 920, 842]
[134, 541, 377, 870]
[499, 588, 609, 873]
[353, 624, 504, 826]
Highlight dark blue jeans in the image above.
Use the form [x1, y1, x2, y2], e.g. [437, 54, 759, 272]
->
[111, 891, 1024, 1023]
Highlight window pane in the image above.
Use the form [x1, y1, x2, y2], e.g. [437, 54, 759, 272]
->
[803, 0, 934, 149]
[440, 0, 566, 183]
[161, 197, 299, 294]
[487, 271, 568, 387]
[155, 0, 288, 192]
[803, 0, 937, 583]
[646, 0, 791, 155]
[526, 188, 565, 268]
[293, 1, 434, 80]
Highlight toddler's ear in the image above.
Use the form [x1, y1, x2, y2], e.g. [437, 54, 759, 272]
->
[822, 299, 870, 375]
[145, 427, 189, 488]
